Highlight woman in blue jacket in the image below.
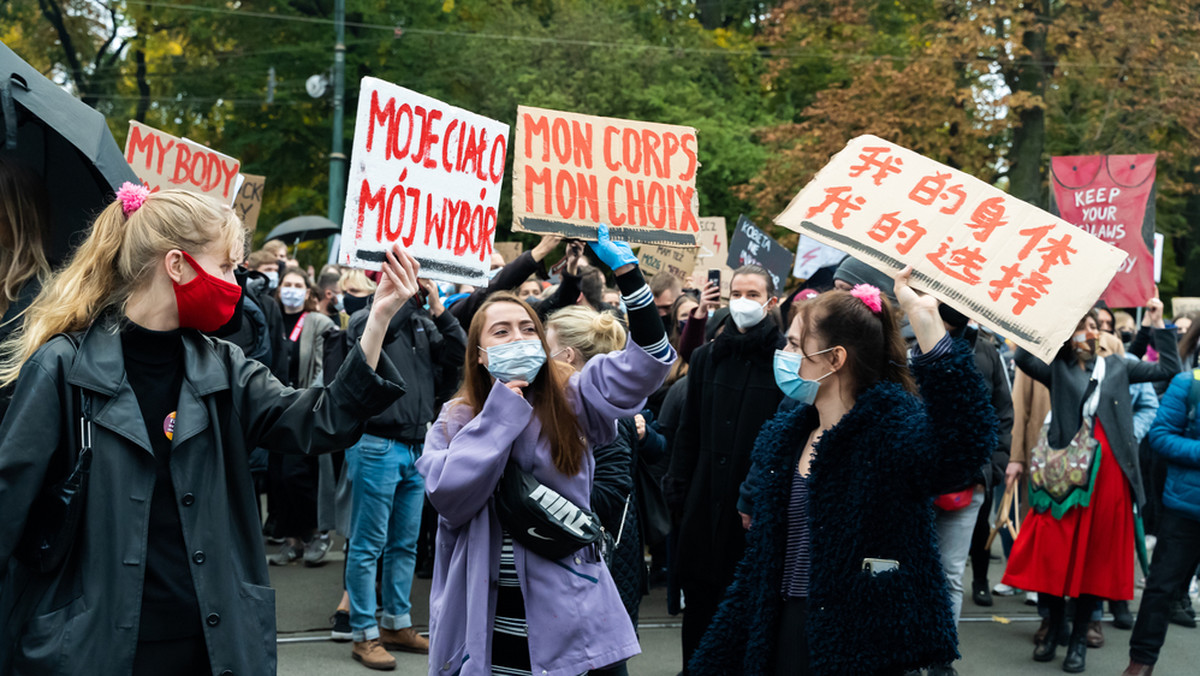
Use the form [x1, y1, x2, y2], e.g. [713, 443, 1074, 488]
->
[689, 268, 997, 676]
[1125, 370, 1200, 675]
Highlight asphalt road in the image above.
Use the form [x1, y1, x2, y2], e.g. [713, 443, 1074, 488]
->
[270, 538, 1200, 675]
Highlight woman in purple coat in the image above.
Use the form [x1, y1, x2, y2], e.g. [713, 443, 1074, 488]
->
[417, 226, 675, 676]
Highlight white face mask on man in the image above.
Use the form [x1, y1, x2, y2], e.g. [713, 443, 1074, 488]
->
[729, 297, 768, 330]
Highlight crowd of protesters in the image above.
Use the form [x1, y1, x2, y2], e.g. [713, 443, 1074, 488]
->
[0, 180, 1198, 676]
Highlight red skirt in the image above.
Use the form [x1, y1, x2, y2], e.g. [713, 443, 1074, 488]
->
[1002, 420, 1135, 600]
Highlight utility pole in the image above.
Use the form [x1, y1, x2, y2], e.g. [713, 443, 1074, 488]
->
[327, 0, 347, 226]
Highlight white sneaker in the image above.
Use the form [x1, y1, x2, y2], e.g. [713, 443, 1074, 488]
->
[1024, 591, 1038, 606]
[992, 583, 1021, 596]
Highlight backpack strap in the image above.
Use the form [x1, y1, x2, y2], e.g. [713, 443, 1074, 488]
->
[1187, 368, 1200, 423]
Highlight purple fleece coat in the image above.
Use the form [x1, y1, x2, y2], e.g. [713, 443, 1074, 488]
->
[418, 341, 672, 676]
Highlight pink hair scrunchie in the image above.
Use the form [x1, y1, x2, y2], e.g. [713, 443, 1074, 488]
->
[116, 181, 150, 217]
[850, 283, 883, 314]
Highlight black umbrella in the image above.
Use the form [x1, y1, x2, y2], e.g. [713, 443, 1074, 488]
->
[264, 215, 339, 245]
[0, 41, 138, 266]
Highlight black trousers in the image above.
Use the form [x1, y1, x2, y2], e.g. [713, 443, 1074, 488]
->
[679, 578, 726, 674]
[132, 635, 210, 676]
[774, 597, 810, 676]
[1130, 509, 1200, 665]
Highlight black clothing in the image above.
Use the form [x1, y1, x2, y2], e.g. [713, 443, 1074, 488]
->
[665, 317, 785, 583]
[1130, 510, 1200, 665]
[449, 250, 547, 330]
[349, 299, 466, 444]
[664, 317, 784, 668]
[120, 324, 202, 642]
[0, 318, 405, 674]
[281, 309, 303, 386]
[131, 634, 211, 676]
[774, 598, 810, 676]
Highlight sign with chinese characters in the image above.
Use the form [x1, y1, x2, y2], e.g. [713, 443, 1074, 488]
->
[512, 106, 700, 246]
[776, 135, 1127, 364]
[1050, 154, 1157, 309]
[727, 215, 794, 294]
[125, 121, 241, 203]
[339, 77, 509, 285]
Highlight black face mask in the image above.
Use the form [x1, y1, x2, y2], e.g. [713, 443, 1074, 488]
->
[1119, 329, 1135, 344]
[343, 294, 370, 316]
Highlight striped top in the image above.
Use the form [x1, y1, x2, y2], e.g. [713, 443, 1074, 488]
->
[781, 467, 812, 599]
[620, 282, 674, 363]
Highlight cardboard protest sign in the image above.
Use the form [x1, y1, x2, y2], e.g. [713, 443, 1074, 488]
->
[793, 235, 847, 280]
[692, 217, 732, 297]
[1172, 298, 1200, 319]
[776, 135, 1127, 364]
[233, 174, 266, 232]
[340, 77, 509, 285]
[694, 217, 727, 269]
[638, 244, 698, 286]
[494, 241, 524, 264]
[1050, 154, 1157, 308]
[512, 106, 699, 246]
[727, 215, 793, 293]
[124, 121, 241, 203]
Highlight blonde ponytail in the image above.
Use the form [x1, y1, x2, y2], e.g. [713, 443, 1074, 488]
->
[546, 305, 627, 363]
[0, 190, 243, 387]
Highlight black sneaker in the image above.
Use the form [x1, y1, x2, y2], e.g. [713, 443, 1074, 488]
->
[1170, 599, 1197, 628]
[330, 610, 352, 642]
[972, 579, 993, 607]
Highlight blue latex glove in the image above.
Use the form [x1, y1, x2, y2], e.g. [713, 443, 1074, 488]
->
[588, 223, 638, 271]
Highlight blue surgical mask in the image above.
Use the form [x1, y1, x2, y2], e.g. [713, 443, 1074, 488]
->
[480, 339, 547, 384]
[773, 348, 835, 404]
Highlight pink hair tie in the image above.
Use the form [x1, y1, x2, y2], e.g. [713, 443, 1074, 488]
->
[116, 181, 150, 217]
[850, 283, 883, 314]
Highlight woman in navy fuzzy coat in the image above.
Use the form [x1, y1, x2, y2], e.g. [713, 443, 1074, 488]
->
[690, 269, 998, 676]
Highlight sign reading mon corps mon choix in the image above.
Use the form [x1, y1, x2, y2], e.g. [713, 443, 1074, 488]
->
[513, 106, 700, 247]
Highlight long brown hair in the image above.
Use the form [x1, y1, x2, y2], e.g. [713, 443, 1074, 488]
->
[0, 157, 51, 317]
[457, 292, 586, 476]
[793, 289, 915, 397]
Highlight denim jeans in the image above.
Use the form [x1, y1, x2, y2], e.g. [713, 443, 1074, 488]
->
[345, 433, 425, 641]
[935, 488, 986, 626]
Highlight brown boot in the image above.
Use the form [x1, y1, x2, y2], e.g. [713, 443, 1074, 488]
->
[1034, 617, 1050, 644]
[1121, 662, 1155, 675]
[380, 626, 430, 654]
[1087, 620, 1105, 648]
[352, 639, 396, 670]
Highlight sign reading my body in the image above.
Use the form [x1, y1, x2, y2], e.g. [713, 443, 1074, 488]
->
[126, 124, 240, 200]
[521, 112, 699, 232]
[356, 89, 507, 261]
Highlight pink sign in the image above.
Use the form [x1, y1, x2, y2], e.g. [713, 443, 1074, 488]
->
[1050, 154, 1156, 308]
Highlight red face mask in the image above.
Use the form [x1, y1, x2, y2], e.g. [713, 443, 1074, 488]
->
[173, 251, 242, 332]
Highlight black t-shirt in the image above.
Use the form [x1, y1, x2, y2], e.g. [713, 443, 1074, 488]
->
[120, 323, 202, 641]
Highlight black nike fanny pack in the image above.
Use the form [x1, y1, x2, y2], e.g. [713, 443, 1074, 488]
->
[494, 460, 605, 561]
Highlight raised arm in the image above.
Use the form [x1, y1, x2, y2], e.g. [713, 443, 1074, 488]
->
[233, 338, 405, 455]
[1148, 373, 1200, 470]
[416, 384, 534, 528]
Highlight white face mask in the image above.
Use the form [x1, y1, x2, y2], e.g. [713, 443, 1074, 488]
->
[729, 297, 768, 330]
[263, 269, 279, 289]
[279, 286, 307, 311]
